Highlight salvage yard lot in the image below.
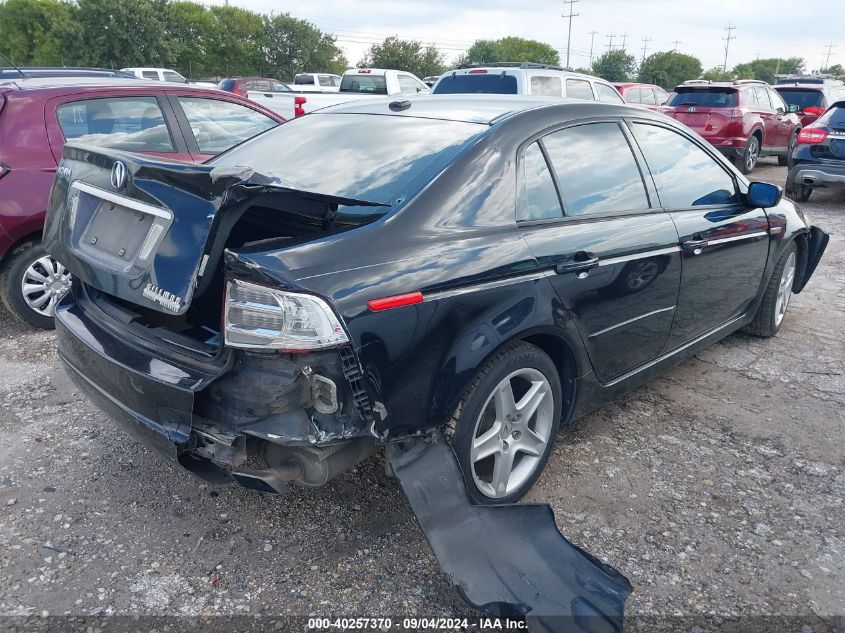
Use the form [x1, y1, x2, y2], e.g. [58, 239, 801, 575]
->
[0, 160, 842, 626]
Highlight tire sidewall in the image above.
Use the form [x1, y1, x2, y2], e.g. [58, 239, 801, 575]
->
[451, 344, 563, 505]
[739, 135, 760, 174]
[0, 240, 57, 329]
[763, 242, 797, 336]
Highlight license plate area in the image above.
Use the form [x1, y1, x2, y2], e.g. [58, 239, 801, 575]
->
[68, 182, 172, 273]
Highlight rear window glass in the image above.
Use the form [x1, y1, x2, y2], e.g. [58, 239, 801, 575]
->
[57, 96, 174, 152]
[668, 89, 738, 108]
[294, 75, 314, 85]
[212, 113, 487, 218]
[776, 89, 824, 110]
[815, 105, 845, 128]
[433, 74, 518, 95]
[218, 79, 235, 91]
[340, 74, 387, 94]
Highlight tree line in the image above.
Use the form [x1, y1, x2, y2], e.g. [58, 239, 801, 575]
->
[0, 0, 840, 87]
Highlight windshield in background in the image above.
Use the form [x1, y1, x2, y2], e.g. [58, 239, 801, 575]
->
[212, 113, 487, 216]
[433, 74, 519, 95]
[776, 89, 823, 110]
[218, 79, 235, 91]
[340, 74, 387, 94]
[668, 89, 738, 108]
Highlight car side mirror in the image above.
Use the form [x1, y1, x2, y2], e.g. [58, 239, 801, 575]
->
[747, 182, 783, 208]
[776, 106, 785, 114]
[788, 104, 800, 113]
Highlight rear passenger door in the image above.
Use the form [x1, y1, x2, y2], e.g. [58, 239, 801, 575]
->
[517, 120, 682, 383]
[629, 121, 770, 349]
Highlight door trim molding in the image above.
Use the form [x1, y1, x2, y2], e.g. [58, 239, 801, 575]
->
[588, 305, 676, 338]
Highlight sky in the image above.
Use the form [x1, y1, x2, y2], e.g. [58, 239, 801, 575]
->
[205, 0, 842, 73]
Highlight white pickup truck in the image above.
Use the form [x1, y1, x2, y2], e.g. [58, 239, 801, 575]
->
[247, 68, 429, 119]
[291, 72, 342, 92]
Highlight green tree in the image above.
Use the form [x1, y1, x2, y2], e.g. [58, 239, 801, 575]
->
[819, 63, 845, 79]
[0, 0, 76, 66]
[702, 66, 733, 81]
[262, 13, 347, 80]
[359, 36, 445, 78]
[638, 51, 703, 89]
[460, 37, 560, 66]
[74, 0, 173, 68]
[165, 1, 214, 78]
[591, 49, 636, 82]
[206, 5, 264, 77]
[732, 57, 804, 84]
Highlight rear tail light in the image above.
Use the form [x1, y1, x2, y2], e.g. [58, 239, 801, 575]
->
[294, 96, 306, 117]
[224, 279, 348, 351]
[797, 128, 828, 144]
[233, 88, 248, 97]
[358, 69, 372, 74]
[728, 108, 745, 119]
[802, 106, 826, 117]
[0, 162, 9, 181]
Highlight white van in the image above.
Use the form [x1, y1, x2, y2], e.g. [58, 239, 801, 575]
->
[121, 67, 188, 83]
[432, 63, 624, 103]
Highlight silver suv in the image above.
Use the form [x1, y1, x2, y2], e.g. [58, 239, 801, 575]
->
[432, 62, 624, 103]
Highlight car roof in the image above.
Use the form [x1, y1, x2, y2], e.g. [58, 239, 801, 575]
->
[445, 66, 607, 82]
[314, 94, 648, 125]
[774, 84, 827, 90]
[0, 76, 189, 91]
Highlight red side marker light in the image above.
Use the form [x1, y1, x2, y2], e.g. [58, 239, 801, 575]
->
[468, 69, 488, 74]
[358, 69, 372, 74]
[368, 291, 424, 312]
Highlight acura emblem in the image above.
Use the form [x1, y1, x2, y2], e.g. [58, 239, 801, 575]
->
[110, 160, 127, 189]
[688, 105, 697, 113]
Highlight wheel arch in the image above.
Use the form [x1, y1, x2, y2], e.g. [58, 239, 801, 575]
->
[0, 230, 43, 267]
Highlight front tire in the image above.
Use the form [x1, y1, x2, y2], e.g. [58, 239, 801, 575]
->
[0, 240, 71, 329]
[778, 130, 798, 167]
[742, 243, 797, 338]
[734, 134, 761, 174]
[450, 342, 562, 505]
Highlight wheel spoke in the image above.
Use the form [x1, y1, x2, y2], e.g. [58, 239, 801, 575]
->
[24, 268, 50, 284]
[44, 293, 60, 316]
[472, 425, 501, 462]
[515, 380, 549, 423]
[515, 427, 546, 457]
[493, 379, 517, 421]
[29, 292, 51, 309]
[36, 256, 57, 277]
[54, 261, 66, 277]
[491, 449, 515, 496]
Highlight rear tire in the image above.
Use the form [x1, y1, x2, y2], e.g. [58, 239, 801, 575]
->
[449, 342, 562, 505]
[742, 243, 797, 338]
[734, 134, 760, 174]
[0, 240, 70, 329]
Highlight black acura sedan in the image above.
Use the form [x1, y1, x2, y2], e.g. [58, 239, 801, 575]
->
[43, 95, 827, 507]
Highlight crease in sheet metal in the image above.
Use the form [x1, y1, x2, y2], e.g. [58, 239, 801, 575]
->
[389, 431, 632, 633]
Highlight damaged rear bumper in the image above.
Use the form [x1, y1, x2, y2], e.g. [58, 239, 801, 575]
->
[55, 285, 378, 486]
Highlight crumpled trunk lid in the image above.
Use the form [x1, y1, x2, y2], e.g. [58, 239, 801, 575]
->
[43, 144, 384, 316]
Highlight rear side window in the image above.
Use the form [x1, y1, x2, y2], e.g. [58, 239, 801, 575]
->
[542, 122, 648, 216]
[318, 75, 333, 87]
[270, 81, 290, 92]
[530, 76, 562, 97]
[142, 71, 159, 80]
[178, 97, 278, 154]
[632, 123, 739, 208]
[565, 79, 594, 100]
[340, 74, 387, 94]
[56, 96, 174, 152]
[625, 87, 641, 103]
[668, 89, 738, 108]
[595, 83, 624, 103]
[754, 87, 773, 110]
[654, 88, 669, 104]
[518, 142, 562, 221]
[433, 73, 518, 95]
[640, 88, 658, 105]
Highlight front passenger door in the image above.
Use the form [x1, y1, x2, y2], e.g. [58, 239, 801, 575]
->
[630, 121, 770, 349]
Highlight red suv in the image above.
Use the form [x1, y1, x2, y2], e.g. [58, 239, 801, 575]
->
[662, 80, 802, 174]
[613, 82, 669, 110]
[0, 76, 284, 328]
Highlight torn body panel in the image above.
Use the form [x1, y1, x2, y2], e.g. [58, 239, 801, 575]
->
[388, 431, 631, 633]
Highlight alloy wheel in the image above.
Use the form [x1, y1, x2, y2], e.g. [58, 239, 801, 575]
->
[745, 137, 760, 171]
[774, 251, 796, 327]
[470, 368, 555, 499]
[21, 255, 71, 317]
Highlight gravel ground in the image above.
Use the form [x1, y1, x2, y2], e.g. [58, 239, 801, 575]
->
[0, 159, 843, 630]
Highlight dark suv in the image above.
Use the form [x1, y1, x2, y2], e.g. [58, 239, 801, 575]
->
[786, 100, 845, 202]
[662, 80, 802, 173]
[0, 77, 283, 328]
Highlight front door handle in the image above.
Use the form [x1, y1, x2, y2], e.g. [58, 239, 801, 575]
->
[682, 238, 708, 254]
[555, 252, 600, 275]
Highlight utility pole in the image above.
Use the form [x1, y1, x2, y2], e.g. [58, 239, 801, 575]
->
[823, 43, 836, 70]
[562, 0, 579, 69]
[722, 25, 736, 73]
[620, 32, 629, 51]
[606, 33, 616, 52]
[588, 30, 599, 68]
[672, 39, 681, 52]
[640, 36, 651, 63]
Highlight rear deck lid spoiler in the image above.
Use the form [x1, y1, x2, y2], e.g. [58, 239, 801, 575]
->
[42, 144, 387, 316]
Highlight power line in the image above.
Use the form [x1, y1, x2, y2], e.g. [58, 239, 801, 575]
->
[562, 0, 579, 70]
[722, 24, 736, 73]
[588, 30, 599, 68]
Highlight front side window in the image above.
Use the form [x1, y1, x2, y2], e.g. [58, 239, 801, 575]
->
[517, 142, 562, 221]
[632, 123, 739, 208]
[56, 96, 174, 152]
[163, 71, 186, 83]
[565, 78, 594, 100]
[768, 89, 788, 112]
[398, 74, 425, 94]
[542, 122, 648, 216]
[654, 88, 669, 105]
[530, 76, 562, 97]
[595, 82, 624, 103]
[318, 75, 333, 87]
[754, 87, 773, 110]
[270, 81, 290, 92]
[178, 97, 278, 154]
[640, 88, 658, 105]
[625, 87, 641, 103]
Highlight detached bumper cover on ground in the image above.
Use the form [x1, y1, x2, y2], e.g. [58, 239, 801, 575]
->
[388, 431, 632, 633]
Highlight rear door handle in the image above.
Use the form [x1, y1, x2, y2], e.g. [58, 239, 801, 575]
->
[555, 252, 600, 275]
